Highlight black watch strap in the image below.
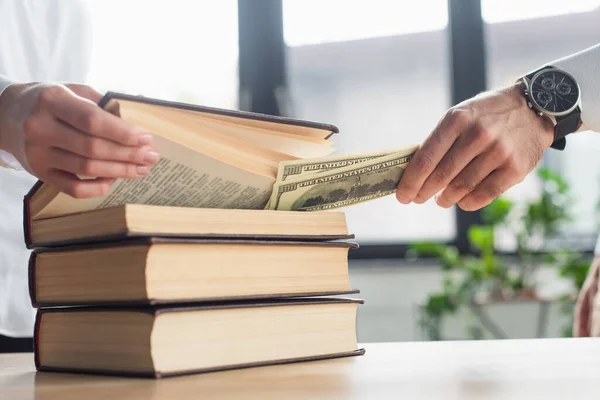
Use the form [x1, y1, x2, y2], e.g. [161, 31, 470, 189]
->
[550, 108, 581, 150]
[523, 65, 581, 151]
[550, 138, 566, 150]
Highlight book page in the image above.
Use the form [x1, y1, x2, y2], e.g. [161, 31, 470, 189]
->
[35, 135, 275, 219]
[168, 107, 336, 158]
[194, 115, 336, 159]
[123, 103, 291, 167]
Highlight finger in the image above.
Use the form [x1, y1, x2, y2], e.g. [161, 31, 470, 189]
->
[39, 86, 153, 146]
[65, 84, 103, 103]
[30, 112, 159, 164]
[575, 295, 590, 337]
[434, 142, 509, 208]
[589, 271, 599, 335]
[44, 169, 116, 199]
[576, 288, 592, 337]
[414, 127, 497, 204]
[396, 109, 468, 204]
[456, 167, 517, 211]
[575, 262, 599, 337]
[47, 147, 152, 179]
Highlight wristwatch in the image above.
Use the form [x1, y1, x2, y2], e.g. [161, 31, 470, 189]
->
[520, 65, 582, 150]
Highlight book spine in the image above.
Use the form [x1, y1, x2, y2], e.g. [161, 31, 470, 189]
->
[28, 252, 38, 308]
[33, 309, 43, 370]
[22, 180, 42, 249]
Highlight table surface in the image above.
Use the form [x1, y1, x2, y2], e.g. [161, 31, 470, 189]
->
[2, 338, 600, 400]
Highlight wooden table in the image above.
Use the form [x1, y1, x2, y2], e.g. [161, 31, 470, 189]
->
[2, 338, 600, 399]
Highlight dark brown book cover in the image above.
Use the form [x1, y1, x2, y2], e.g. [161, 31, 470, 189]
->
[98, 91, 339, 137]
[29, 237, 359, 308]
[26, 227, 356, 249]
[33, 298, 365, 379]
[22, 179, 43, 249]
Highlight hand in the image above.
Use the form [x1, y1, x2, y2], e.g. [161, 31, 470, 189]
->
[396, 82, 555, 211]
[574, 258, 600, 337]
[0, 83, 159, 198]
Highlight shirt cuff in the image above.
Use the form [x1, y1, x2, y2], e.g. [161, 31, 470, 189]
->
[0, 74, 17, 97]
[550, 44, 600, 133]
[0, 149, 23, 170]
[0, 75, 24, 170]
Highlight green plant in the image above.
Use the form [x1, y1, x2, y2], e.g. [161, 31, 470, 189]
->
[412, 167, 591, 340]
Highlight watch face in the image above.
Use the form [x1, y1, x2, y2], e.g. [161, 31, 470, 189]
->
[530, 69, 580, 115]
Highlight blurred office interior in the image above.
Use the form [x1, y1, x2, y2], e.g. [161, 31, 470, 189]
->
[82, 0, 600, 342]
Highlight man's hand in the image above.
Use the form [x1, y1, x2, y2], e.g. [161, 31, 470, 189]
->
[396, 82, 555, 211]
[0, 83, 159, 198]
[574, 258, 600, 337]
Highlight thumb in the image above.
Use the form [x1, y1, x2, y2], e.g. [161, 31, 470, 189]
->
[575, 291, 591, 337]
[64, 83, 104, 104]
[575, 261, 600, 337]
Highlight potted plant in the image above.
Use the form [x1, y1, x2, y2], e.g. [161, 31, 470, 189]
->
[411, 168, 591, 341]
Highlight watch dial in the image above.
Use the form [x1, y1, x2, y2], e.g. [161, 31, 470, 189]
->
[530, 70, 579, 114]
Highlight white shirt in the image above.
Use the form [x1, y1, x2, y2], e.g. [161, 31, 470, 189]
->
[0, 0, 92, 337]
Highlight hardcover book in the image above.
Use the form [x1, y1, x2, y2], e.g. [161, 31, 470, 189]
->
[34, 298, 365, 378]
[28, 238, 359, 307]
[23, 201, 352, 248]
[24, 92, 340, 247]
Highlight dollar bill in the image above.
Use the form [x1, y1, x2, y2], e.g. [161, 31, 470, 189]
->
[266, 146, 417, 211]
[276, 148, 402, 183]
[265, 149, 393, 209]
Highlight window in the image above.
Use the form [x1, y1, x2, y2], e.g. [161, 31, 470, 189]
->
[483, 1, 600, 248]
[283, 0, 455, 244]
[84, 0, 238, 109]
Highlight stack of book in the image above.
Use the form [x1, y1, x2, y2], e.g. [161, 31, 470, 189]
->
[22, 94, 365, 378]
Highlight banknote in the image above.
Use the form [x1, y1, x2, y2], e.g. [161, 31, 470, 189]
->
[265, 148, 405, 209]
[275, 148, 406, 183]
[266, 147, 417, 211]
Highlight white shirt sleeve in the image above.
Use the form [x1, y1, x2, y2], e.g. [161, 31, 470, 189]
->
[0, 74, 24, 170]
[550, 45, 600, 255]
[551, 43, 600, 133]
[0, 74, 16, 94]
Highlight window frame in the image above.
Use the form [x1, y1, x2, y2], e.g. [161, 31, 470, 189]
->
[237, 0, 596, 259]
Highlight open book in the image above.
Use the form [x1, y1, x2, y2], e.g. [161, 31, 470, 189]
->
[26, 92, 339, 221]
[24, 93, 346, 247]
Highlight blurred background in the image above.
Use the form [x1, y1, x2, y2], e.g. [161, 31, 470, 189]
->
[83, 0, 600, 342]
